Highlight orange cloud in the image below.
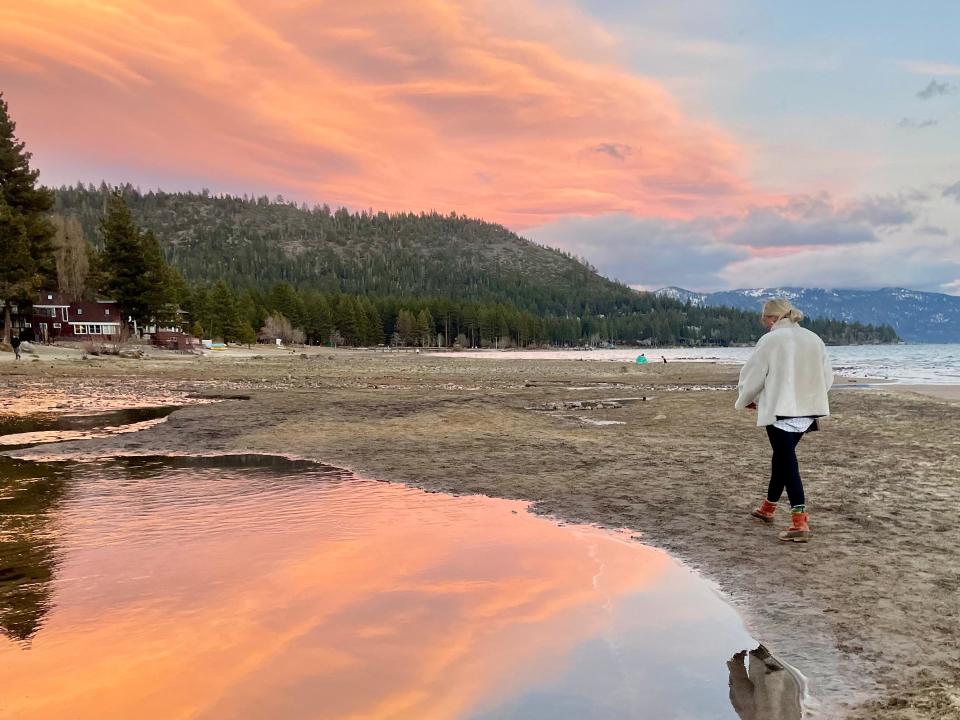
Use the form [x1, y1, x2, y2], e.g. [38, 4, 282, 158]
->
[1, 0, 760, 226]
[0, 477, 668, 719]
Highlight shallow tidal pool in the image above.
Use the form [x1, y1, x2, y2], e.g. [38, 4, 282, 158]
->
[0, 453, 803, 719]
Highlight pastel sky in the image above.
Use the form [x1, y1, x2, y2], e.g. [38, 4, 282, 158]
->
[2, 1, 959, 292]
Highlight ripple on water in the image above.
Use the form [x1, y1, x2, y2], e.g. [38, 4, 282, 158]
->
[0, 454, 805, 720]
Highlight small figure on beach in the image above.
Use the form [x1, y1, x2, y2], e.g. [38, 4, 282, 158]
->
[735, 298, 833, 542]
[11, 334, 21, 361]
[662, 355, 667, 363]
[635, 353, 647, 364]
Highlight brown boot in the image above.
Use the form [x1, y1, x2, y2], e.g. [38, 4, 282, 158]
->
[751, 499, 778, 523]
[779, 512, 811, 542]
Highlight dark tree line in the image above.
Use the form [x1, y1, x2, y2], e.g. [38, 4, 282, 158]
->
[179, 279, 898, 348]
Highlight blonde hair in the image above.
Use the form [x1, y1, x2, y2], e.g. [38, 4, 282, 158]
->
[762, 297, 804, 323]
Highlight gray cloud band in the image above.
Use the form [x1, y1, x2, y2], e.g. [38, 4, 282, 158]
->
[526, 190, 956, 292]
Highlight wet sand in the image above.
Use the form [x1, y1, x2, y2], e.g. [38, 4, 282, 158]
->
[881, 384, 960, 402]
[3, 348, 960, 718]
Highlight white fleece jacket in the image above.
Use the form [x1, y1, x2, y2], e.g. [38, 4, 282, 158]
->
[735, 319, 834, 427]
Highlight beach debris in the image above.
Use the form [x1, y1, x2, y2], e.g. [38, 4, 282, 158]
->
[526, 400, 625, 411]
[653, 414, 667, 421]
[574, 416, 626, 426]
[523, 380, 628, 388]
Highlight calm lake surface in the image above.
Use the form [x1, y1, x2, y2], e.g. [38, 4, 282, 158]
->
[434, 344, 960, 384]
[0, 453, 803, 720]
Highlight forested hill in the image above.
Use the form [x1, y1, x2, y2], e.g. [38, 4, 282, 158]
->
[51, 185, 897, 346]
[53, 184, 640, 316]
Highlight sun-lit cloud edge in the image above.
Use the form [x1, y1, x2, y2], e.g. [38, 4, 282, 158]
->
[0, 0, 778, 229]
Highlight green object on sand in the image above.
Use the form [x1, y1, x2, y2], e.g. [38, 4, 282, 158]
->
[635, 355, 648, 364]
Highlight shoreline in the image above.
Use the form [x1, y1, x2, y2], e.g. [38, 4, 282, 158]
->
[875, 383, 960, 402]
[2, 351, 959, 718]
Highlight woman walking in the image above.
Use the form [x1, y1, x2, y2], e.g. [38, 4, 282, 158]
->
[735, 298, 833, 542]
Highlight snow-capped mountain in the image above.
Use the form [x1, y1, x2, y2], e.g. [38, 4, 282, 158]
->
[654, 287, 707, 306]
[655, 287, 960, 343]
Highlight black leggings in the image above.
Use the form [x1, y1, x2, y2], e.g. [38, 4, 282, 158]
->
[765, 426, 805, 507]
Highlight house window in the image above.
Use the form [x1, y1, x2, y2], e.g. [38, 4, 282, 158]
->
[75, 324, 87, 334]
[53, 323, 60, 329]
[89, 324, 103, 335]
[62, 307, 68, 321]
[38, 307, 56, 317]
[77, 308, 83, 315]
[105, 309, 111, 316]
[47, 293, 53, 300]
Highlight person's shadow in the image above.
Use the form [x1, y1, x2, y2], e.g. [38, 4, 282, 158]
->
[728, 646, 803, 719]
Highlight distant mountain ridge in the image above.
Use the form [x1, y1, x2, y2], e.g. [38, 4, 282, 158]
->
[655, 286, 960, 343]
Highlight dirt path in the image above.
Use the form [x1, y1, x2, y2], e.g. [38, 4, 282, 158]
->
[3, 350, 959, 718]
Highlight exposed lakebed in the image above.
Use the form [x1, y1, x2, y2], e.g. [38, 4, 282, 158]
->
[0, 409, 805, 719]
[0, 406, 180, 450]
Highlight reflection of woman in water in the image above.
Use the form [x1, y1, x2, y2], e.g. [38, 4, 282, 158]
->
[727, 646, 802, 720]
[735, 298, 833, 542]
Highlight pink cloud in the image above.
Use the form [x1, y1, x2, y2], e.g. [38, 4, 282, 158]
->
[0, 0, 765, 226]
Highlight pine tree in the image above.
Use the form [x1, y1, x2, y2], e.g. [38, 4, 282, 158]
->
[100, 190, 150, 328]
[237, 288, 266, 335]
[363, 299, 384, 346]
[85, 244, 108, 301]
[417, 308, 434, 347]
[237, 320, 257, 347]
[396, 309, 416, 345]
[335, 295, 359, 344]
[0, 93, 55, 344]
[184, 286, 212, 339]
[0, 197, 33, 341]
[352, 296, 370, 346]
[267, 282, 303, 327]
[209, 280, 242, 342]
[315, 295, 334, 345]
[141, 230, 178, 325]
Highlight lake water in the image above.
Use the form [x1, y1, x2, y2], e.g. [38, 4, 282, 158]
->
[0, 453, 805, 720]
[433, 344, 960, 385]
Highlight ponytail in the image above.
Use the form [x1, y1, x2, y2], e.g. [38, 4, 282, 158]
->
[762, 298, 804, 323]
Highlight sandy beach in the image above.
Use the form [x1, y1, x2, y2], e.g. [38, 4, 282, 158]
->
[881, 384, 960, 402]
[2, 347, 959, 719]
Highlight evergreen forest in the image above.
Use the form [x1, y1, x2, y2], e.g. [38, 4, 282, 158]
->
[47, 184, 899, 348]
